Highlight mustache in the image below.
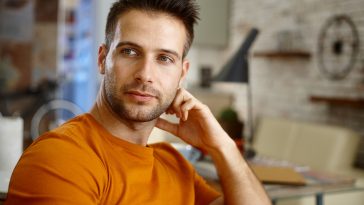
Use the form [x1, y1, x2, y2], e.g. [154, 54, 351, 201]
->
[122, 82, 161, 98]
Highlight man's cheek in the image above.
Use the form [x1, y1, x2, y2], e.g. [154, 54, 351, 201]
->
[164, 90, 177, 110]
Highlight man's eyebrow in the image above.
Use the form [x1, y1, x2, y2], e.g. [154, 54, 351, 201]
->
[115, 41, 142, 49]
[115, 41, 181, 60]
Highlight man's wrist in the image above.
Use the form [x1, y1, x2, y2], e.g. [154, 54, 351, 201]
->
[206, 136, 237, 158]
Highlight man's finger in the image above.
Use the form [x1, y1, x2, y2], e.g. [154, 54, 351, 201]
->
[165, 107, 175, 115]
[155, 118, 178, 136]
[171, 88, 184, 117]
[181, 98, 194, 121]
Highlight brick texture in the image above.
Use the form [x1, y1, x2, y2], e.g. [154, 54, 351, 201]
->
[188, 0, 364, 157]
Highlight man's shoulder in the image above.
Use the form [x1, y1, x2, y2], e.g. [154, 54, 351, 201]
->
[50, 113, 94, 138]
[26, 114, 99, 157]
[32, 114, 94, 144]
[9, 115, 107, 203]
[19, 114, 105, 173]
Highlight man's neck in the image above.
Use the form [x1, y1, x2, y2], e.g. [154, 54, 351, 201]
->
[90, 87, 156, 146]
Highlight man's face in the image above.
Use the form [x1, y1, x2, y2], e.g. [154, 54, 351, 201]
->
[99, 10, 189, 122]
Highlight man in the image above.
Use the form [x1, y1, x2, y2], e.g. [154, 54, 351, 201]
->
[5, 0, 271, 204]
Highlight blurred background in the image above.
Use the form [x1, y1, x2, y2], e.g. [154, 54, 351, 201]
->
[1, 0, 364, 204]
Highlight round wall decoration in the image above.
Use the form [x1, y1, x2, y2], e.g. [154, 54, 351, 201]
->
[318, 14, 360, 80]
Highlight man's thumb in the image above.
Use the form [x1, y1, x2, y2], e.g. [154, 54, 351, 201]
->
[155, 118, 178, 136]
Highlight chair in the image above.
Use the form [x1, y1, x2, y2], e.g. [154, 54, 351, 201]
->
[253, 116, 364, 205]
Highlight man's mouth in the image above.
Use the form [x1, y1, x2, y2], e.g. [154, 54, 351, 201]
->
[127, 91, 155, 97]
[125, 90, 157, 102]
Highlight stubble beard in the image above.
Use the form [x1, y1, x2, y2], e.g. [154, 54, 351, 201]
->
[104, 78, 176, 122]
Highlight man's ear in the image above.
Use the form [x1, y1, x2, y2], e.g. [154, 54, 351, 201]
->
[179, 59, 190, 87]
[98, 44, 107, 74]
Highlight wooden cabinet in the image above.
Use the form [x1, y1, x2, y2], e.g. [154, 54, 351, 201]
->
[253, 51, 311, 59]
[310, 96, 364, 108]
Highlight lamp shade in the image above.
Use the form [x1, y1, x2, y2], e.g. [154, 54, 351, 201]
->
[214, 28, 259, 83]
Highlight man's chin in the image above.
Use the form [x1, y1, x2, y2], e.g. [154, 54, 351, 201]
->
[122, 113, 161, 122]
[112, 99, 171, 122]
[119, 107, 165, 122]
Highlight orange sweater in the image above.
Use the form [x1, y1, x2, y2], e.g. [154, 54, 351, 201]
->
[5, 114, 220, 205]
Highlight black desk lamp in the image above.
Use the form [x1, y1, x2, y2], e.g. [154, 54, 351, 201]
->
[214, 28, 259, 158]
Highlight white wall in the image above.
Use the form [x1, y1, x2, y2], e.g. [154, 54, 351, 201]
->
[95, 0, 114, 47]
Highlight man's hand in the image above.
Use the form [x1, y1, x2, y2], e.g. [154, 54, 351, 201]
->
[155, 88, 234, 152]
[155, 88, 272, 205]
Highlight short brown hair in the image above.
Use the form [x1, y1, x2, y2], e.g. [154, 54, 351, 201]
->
[105, 0, 199, 58]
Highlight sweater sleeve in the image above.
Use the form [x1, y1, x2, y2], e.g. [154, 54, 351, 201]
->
[194, 170, 221, 205]
[5, 132, 106, 205]
[152, 142, 222, 205]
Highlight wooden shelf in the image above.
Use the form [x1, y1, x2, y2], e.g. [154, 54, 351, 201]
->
[310, 96, 364, 108]
[254, 51, 311, 58]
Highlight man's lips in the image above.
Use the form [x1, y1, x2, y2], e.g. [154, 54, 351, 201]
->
[125, 90, 157, 102]
[126, 91, 156, 98]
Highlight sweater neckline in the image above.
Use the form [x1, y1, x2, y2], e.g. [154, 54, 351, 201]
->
[83, 113, 154, 159]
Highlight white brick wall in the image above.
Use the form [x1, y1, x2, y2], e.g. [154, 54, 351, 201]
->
[189, 0, 364, 137]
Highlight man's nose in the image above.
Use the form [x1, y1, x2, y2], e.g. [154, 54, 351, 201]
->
[134, 58, 154, 83]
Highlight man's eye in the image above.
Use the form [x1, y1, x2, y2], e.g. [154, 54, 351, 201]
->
[159, 55, 174, 63]
[121, 48, 138, 56]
